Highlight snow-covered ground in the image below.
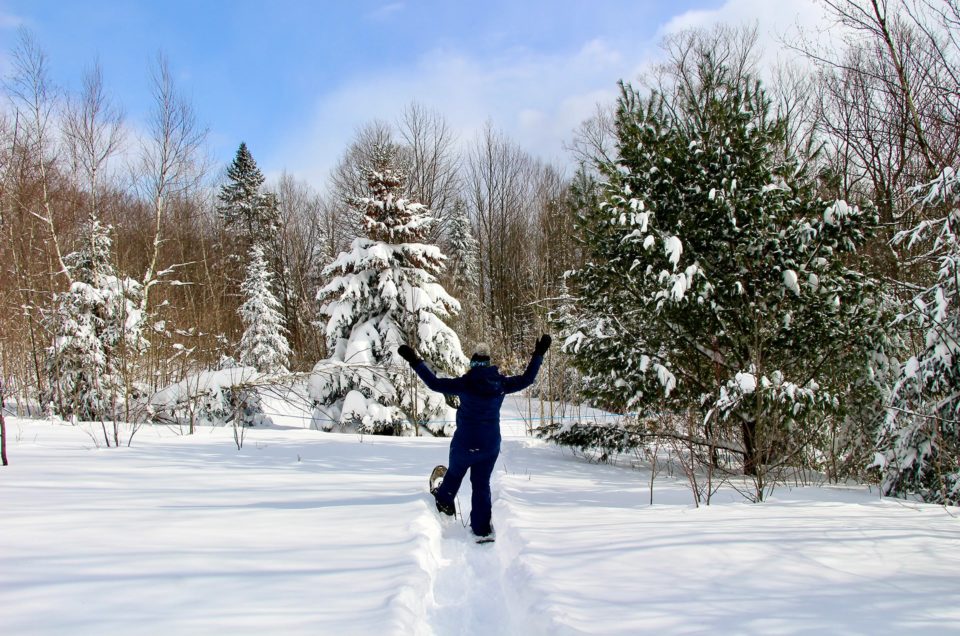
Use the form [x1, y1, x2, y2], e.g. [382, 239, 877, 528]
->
[3, 395, 959, 635]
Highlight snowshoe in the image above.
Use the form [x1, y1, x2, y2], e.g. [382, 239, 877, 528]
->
[474, 526, 495, 544]
[429, 465, 447, 492]
[429, 465, 456, 517]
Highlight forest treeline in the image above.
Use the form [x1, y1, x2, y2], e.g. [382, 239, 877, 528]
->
[1, 1, 958, 502]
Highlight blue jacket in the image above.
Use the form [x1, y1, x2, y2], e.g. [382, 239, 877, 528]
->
[412, 355, 544, 451]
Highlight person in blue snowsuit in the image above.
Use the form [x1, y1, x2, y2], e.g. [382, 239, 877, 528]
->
[397, 335, 551, 538]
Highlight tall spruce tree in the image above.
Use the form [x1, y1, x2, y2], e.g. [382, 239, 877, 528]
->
[309, 143, 466, 435]
[442, 199, 483, 342]
[238, 243, 291, 373]
[562, 57, 882, 485]
[218, 142, 280, 251]
[444, 200, 480, 295]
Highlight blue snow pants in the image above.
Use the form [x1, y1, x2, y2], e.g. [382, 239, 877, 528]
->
[434, 444, 499, 536]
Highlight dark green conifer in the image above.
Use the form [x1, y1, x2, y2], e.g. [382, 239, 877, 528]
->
[562, 54, 882, 484]
[218, 142, 279, 250]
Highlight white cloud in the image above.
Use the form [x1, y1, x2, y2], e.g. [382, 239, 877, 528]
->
[367, 2, 406, 21]
[660, 0, 832, 69]
[271, 1, 839, 187]
[272, 37, 657, 186]
[0, 11, 25, 30]
[577, 38, 624, 68]
[0, 11, 28, 79]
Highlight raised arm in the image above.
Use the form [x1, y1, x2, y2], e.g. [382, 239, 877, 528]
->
[503, 335, 551, 394]
[503, 355, 543, 394]
[411, 361, 466, 395]
[398, 345, 465, 395]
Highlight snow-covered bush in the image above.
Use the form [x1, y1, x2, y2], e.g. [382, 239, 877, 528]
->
[150, 366, 270, 429]
[539, 418, 649, 460]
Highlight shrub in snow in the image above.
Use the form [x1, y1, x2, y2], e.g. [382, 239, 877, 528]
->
[44, 218, 146, 420]
[560, 61, 884, 485]
[150, 365, 270, 429]
[310, 143, 466, 435]
[879, 167, 960, 504]
[539, 418, 649, 461]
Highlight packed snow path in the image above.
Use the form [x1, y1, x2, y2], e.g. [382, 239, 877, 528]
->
[426, 518, 519, 635]
[3, 416, 960, 635]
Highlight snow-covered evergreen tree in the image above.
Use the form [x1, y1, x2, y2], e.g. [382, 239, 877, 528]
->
[444, 200, 480, 293]
[218, 142, 280, 251]
[238, 243, 291, 373]
[441, 199, 485, 343]
[879, 167, 960, 504]
[562, 62, 882, 480]
[44, 217, 145, 420]
[309, 143, 466, 435]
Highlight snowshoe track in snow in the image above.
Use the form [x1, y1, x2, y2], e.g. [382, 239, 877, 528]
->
[414, 446, 567, 636]
[425, 518, 516, 635]
[418, 463, 530, 636]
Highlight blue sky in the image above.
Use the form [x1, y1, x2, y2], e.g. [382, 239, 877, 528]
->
[0, 0, 824, 185]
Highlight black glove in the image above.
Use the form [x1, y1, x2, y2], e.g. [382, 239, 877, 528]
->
[533, 334, 552, 357]
[397, 344, 421, 365]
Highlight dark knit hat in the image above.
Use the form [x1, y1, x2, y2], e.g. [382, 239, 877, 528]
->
[470, 342, 491, 367]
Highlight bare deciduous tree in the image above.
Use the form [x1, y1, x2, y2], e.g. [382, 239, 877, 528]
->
[466, 123, 545, 359]
[133, 54, 208, 391]
[63, 62, 125, 220]
[397, 102, 461, 243]
[0, 378, 7, 466]
[274, 171, 329, 365]
[137, 53, 208, 310]
[566, 103, 616, 169]
[648, 23, 762, 117]
[7, 30, 70, 283]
